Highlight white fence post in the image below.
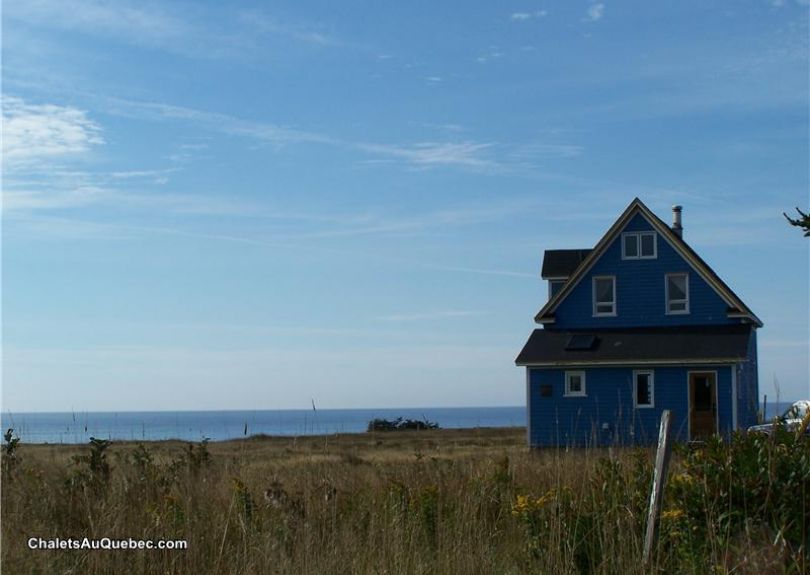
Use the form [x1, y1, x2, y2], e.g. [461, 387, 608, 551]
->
[643, 409, 672, 566]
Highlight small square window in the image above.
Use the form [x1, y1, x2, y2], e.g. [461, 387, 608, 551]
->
[634, 371, 654, 408]
[565, 371, 586, 397]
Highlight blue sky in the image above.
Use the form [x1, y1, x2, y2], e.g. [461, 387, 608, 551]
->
[2, 0, 808, 412]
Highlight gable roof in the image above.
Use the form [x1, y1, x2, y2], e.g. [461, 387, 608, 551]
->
[541, 249, 592, 279]
[515, 324, 754, 366]
[534, 198, 763, 327]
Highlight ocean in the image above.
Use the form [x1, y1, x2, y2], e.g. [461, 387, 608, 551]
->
[0, 402, 794, 444]
[0, 407, 526, 444]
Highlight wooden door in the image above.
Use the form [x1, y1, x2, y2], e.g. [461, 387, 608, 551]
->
[689, 372, 717, 440]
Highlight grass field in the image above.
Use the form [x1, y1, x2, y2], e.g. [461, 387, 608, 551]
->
[1, 426, 806, 574]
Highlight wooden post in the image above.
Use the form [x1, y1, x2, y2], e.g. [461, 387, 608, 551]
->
[643, 409, 672, 567]
[762, 394, 767, 424]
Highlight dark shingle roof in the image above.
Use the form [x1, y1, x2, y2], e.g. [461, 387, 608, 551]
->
[541, 249, 592, 279]
[515, 324, 754, 366]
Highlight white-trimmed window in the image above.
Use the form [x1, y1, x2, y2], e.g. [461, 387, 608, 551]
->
[565, 371, 586, 397]
[633, 370, 654, 408]
[622, 232, 657, 259]
[593, 276, 616, 316]
[666, 273, 689, 314]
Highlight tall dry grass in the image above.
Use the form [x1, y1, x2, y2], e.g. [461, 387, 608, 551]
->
[1, 427, 806, 574]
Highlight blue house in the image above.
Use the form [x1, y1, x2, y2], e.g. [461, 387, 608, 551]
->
[515, 198, 761, 446]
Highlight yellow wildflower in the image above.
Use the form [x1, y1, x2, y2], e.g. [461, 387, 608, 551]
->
[512, 494, 530, 516]
[536, 488, 556, 507]
[661, 508, 684, 521]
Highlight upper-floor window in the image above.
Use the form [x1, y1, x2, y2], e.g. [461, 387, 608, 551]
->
[593, 276, 616, 316]
[622, 232, 657, 259]
[548, 279, 565, 299]
[666, 273, 689, 314]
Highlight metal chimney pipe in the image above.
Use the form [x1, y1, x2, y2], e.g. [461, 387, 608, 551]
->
[671, 205, 683, 238]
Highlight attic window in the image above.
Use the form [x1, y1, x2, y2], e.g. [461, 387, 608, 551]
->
[593, 276, 616, 316]
[666, 273, 689, 314]
[565, 334, 597, 350]
[622, 232, 657, 259]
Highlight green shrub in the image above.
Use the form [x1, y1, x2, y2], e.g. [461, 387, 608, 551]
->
[2, 428, 21, 475]
[367, 418, 440, 432]
[67, 437, 112, 493]
[664, 429, 809, 571]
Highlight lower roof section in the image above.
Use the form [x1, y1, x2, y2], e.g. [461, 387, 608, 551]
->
[515, 324, 755, 367]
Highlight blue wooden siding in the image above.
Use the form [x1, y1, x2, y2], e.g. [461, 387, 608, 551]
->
[527, 365, 734, 446]
[551, 213, 735, 330]
[736, 330, 759, 429]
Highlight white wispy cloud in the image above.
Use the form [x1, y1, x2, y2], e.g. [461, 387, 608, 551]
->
[357, 141, 497, 169]
[126, 100, 495, 169]
[102, 96, 333, 146]
[96, 94, 583, 172]
[1, 102, 218, 214]
[165, 140, 212, 164]
[0, 108, 245, 215]
[3, 187, 112, 211]
[420, 264, 537, 279]
[236, 10, 344, 48]
[586, 3, 605, 22]
[5, 0, 349, 59]
[103, 168, 178, 186]
[477, 47, 505, 64]
[5, 0, 195, 53]
[5, 186, 561, 248]
[510, 10, 547, 21]
[2, 181, 257, 216]
[2, 96, 104, 167]
[3, 94, 583, 223]
[2, 213, 141, 241]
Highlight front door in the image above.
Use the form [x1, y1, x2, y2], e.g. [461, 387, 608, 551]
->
[689, 372, 717, 440]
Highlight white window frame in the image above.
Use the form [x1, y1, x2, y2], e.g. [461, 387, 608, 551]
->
[633, 370, 655, 408]
[665, 273, 690, 315]
[621, 231, 657, 260]
[592, 275, 616, 317]
[621, 233, 639, 259]
[565, 371, 586, 397]
[639, 232, 657, 258]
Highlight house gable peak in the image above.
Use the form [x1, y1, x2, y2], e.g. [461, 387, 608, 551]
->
[533, 198, 762, 328]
